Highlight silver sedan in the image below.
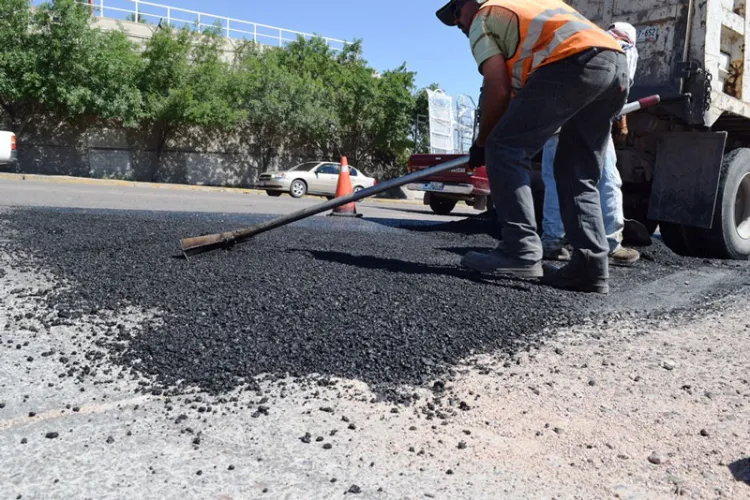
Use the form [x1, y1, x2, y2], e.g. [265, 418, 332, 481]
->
[257, 161, 377, 199]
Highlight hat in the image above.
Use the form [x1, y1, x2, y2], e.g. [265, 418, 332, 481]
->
[608, 21, 637, 44]
[436, 0, 460, 26]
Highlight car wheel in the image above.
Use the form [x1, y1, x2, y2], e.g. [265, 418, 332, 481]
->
[289, 179, 307, 199]
[429, 197, 457, 215]
[266, 190, 282, 197]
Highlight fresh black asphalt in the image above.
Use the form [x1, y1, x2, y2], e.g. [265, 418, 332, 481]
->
[1, 207, 748, 398]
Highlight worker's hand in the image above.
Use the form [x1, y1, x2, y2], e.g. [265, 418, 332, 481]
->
[469, 144, 485, 169]
[612, 126, 629, 146]
[612, 116, 628, 146]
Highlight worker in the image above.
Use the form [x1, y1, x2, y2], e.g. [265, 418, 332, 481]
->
[436, 0, 629, 294]
[540, 21, 640, 265]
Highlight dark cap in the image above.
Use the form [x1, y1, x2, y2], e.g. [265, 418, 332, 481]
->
[436, 0, 460, 26]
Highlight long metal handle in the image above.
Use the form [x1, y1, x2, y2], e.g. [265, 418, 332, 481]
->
[180, 155, 470, 256]
[179, 94, 667, 257]
[621, 95, 660, 115]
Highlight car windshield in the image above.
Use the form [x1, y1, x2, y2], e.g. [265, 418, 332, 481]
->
[288, 162, 320, 172]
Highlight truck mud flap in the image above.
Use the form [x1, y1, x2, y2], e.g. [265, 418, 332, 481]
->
[647, 131, 727, 229]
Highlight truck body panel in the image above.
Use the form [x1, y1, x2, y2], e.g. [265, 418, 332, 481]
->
[571, 0, 750, 126]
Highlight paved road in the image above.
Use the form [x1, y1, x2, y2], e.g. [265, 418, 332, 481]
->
[1, 176, 749, 499]
[0, 177, 481, 221]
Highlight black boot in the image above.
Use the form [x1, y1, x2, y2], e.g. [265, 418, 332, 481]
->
[540, 263, 609, 294]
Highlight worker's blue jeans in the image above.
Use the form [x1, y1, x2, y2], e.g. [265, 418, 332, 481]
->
[484, 48, 629, 279]
[541, 133, 624, 253]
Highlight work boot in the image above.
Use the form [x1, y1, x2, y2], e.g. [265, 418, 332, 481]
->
[608, 246, 640, 266]
[461, 247, 543, 278]
[540, 263, 609, 294]
[543, 246, 571, 261]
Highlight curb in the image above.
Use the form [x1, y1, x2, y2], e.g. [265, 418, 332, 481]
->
[0, 173, 264, 195]
[0, 173, 425, 205]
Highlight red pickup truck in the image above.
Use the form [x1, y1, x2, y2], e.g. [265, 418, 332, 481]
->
[406, 154, 491, 215]
[406, 152, 547, 225]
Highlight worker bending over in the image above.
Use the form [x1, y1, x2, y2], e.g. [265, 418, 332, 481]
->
[436, 0, 629, 294]
[541, 22, 640, 266]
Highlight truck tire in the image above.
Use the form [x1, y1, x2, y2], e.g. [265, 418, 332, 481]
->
[685, 149, 750, 259]
[429, 197, 457, 215]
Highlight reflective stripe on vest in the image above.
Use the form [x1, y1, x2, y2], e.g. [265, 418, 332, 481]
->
[477, 0, 622, 92]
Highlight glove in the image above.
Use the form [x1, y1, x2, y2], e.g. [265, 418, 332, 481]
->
[469, 144, 485, 169]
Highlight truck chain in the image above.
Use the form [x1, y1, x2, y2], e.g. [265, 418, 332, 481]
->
[703, 69, 713, 113]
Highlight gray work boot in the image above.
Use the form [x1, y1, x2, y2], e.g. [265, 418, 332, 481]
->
[543, 246, 571, 261]
[608, 245, 640, 266]
[460, 247, 543, 278]
[540, 263, 609, 294]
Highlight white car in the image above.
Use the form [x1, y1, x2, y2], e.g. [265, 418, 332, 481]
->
[0, 131, 17, 165]
[257, 161, 377, 199]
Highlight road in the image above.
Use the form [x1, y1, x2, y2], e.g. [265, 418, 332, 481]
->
[1, 177, 749, 499]
[0, 176, 481, 221]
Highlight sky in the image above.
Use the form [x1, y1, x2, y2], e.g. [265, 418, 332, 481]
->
[95, 0, 484, 104]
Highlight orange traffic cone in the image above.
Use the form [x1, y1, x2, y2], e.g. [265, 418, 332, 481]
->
[329, 156, 363, 218]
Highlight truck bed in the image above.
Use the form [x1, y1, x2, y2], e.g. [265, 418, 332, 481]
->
[569, 0, 750, 127]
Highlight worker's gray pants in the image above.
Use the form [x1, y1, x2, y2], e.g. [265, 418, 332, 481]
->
[485, 48, 629, 279]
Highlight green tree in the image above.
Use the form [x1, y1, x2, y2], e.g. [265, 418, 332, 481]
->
[0, 0, 37, 132]
[125, 13, 149, 24]
[268, 37, 420, 179]
[135, 25, 244, 181]
[0, 0, 142, 135]
[0, 2, 438, 185]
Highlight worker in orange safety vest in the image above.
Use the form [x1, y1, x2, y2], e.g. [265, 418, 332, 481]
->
[436, 0, 629, 294]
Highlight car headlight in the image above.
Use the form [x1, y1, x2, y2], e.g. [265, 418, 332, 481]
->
[271, 173, 286, 179]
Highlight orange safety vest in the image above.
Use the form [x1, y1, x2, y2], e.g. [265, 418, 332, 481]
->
[477, 0, 623, 92]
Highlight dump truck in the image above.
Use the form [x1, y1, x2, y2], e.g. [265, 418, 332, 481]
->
[566, 0, 750, 259]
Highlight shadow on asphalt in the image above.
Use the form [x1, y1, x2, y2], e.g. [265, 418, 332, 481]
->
[364, 203, 480, 218]
[295, 249, 537, 293]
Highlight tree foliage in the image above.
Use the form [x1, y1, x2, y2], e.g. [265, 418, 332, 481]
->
[134, 24, 244, 180]
[0, 0, 437, 182]
[0, 0, 142, 135]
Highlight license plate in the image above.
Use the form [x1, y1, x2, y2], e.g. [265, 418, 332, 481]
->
[423, 182, 444, 190]
[257, 181, 266, 186]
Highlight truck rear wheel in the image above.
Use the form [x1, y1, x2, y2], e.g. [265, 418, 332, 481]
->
[429, 197, 457, 215]
[684, 149, 750, 259]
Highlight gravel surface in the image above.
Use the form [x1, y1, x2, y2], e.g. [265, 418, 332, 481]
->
[2, 206, 750, 498]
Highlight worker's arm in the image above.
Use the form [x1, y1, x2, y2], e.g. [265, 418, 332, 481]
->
[475, 54, 512, 147]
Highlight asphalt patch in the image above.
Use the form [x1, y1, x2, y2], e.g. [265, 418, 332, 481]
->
[1, 207, 748, 399]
